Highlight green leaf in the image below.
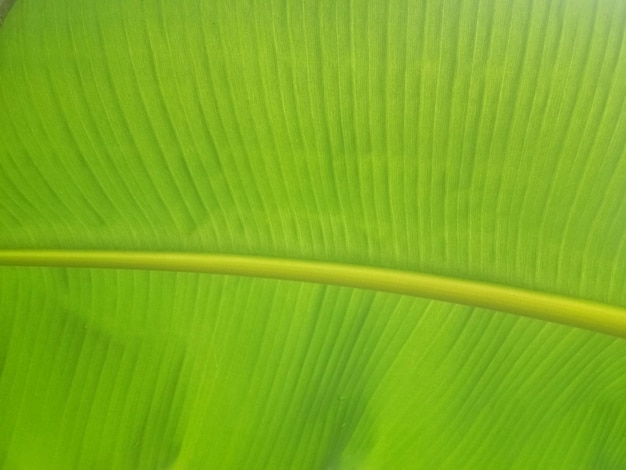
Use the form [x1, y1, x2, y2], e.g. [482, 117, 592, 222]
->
[1, 1, 626, 468]
[0, 0, 17, 26]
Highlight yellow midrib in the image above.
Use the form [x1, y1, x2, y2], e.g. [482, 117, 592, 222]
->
[1, 249, 625, 339]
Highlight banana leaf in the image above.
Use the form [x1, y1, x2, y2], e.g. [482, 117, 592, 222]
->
[1, 0, 626, 468]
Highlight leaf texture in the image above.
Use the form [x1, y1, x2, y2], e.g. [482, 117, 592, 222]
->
[1, 0, 626, 468]
[1, 268, 626, 469]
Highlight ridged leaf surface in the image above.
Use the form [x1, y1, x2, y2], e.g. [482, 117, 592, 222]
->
[1, 0, 626, 468]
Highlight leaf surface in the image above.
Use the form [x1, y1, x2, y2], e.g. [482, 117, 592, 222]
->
[1, 0, 626, 468]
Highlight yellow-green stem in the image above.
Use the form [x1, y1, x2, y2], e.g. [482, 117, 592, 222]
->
[1, 249, 625, 339]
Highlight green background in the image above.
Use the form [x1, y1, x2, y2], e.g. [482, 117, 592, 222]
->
[1, 0, 626, 468]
